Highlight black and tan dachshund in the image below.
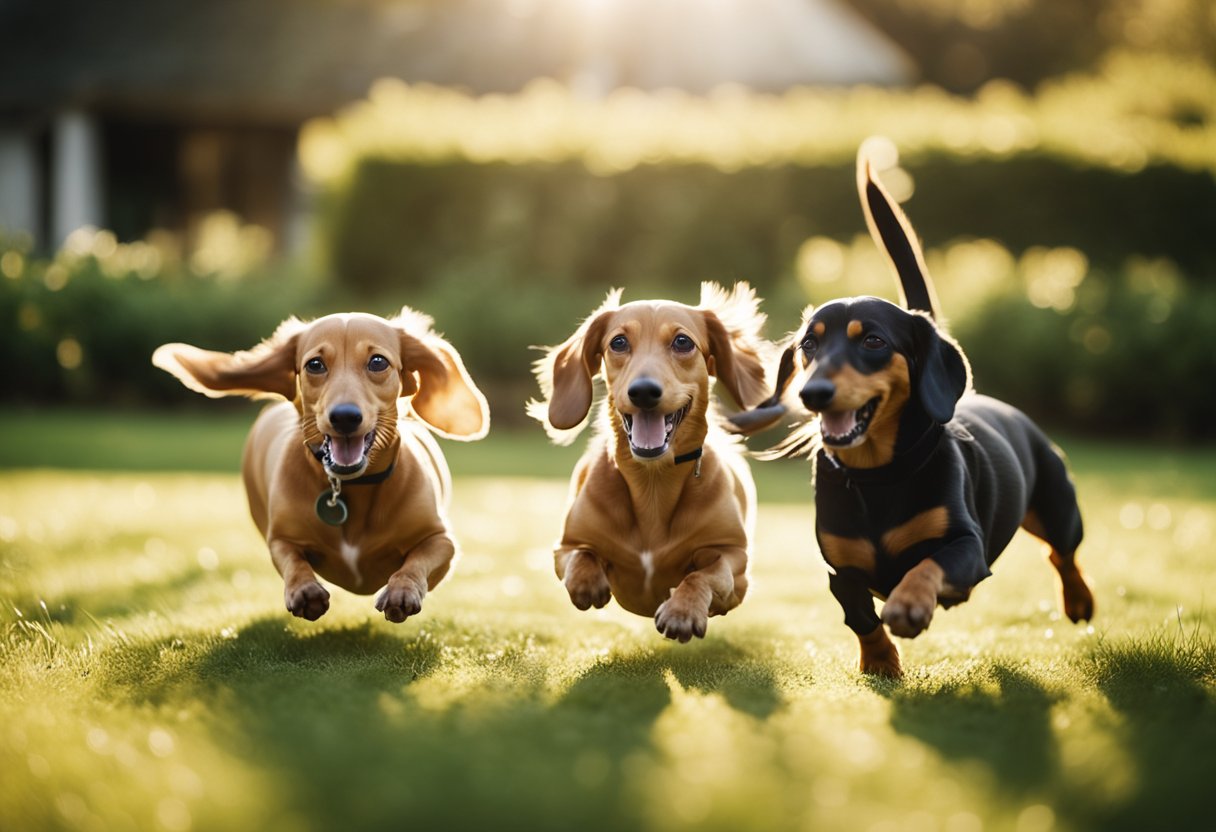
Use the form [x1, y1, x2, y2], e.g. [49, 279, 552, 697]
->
[736, 147, 1095, 677]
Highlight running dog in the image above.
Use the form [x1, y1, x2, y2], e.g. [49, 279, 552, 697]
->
[530, 283, 770, 642]
[734, 149, 1094, 676]
[153, 307, 489, 622]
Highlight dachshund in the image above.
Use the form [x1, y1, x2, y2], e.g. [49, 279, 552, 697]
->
[529, 283, 770, 642]
[153, 307, 489, 622]
[734, 148, 1094, 676]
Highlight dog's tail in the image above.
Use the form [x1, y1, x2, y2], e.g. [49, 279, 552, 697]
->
[726, 142, 943, 437]
[857, 143, 941, 319]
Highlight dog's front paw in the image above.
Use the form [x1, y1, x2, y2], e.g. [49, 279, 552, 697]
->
[376, 580, 425, 623]
[655, 596, 708, 644]
[563, 554, 611, 611]
[882, 561, 943, 638]
[858, 627, 903, 678]
[882, 591, 935, 638]
[286, 580, 330, 621]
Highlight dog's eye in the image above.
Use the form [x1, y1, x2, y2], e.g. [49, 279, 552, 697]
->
[671, 334, 695, 353]
[367, 354, 390, 372]
[305, 357, 327, 374]
[609, 335, 629, 353]
[801, 336, 818, 356]
[863, 334, 887, 350]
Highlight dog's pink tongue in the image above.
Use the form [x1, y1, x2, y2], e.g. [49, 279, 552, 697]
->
[819, 409, 857, 438]
[330, 435, 366, 467]
[631, 411, 667, 450]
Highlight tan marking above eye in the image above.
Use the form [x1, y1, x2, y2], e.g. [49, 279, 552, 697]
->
[847, 320, 863, 339]
[812, 321, 826, 338]
[819, 532, 876, 572]
[881, 506, 950, 556]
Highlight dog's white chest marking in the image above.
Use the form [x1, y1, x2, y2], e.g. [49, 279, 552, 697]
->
[340, 541, 362, 583]
[640, 549, 655, 595]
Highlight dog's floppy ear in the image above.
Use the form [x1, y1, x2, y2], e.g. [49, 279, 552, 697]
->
[699, 282, 770, 410]
[724, 302, 816, 435]
[527, 289, 622, 442]
[909, 312, 970, 424]
[858, 143, 941, 319]
[725, 338, 798, 434]
[152, 317, 306, 400]
[392, 306, 489, 441]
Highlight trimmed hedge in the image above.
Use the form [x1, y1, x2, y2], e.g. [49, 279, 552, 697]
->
[0, 245, 328, 407]
[323, 155, 1216, 300]
[954, 267, 1216, 439]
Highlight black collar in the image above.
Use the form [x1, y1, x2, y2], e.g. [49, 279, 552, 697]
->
[818, 423, 944, 486]
[341, 460, 397, 486]
[673, 446, 703, 467]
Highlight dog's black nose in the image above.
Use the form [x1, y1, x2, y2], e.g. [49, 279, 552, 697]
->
[328, 403, 363, 435]
[628, 378, 664, 410]
[801, 379, 836, 410]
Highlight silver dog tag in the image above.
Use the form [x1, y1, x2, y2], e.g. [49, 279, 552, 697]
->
[315, 490, 348, 526]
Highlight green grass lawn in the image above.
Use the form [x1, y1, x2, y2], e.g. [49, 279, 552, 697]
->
[1, 408, 1214, 831]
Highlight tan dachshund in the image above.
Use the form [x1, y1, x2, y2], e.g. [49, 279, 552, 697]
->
[529, 283, 770, 642]
[153, 307, 489, 622]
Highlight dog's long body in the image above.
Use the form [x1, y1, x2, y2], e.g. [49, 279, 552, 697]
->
[154, 308, 489, 622]
[817, 393, 1079, 611]
[531, 284, 770, 641]
[737, 148, 1094, 676]
[799, 297, 1093, 676]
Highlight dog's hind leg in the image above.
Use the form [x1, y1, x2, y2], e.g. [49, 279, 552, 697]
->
[1022, 445, 1094, 623]
[376, 531, 455, 623]
[1025, 509, 1094, 623]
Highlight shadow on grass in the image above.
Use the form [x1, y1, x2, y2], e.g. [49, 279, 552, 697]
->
[560, 640, 785, 721]
[880, 664, 1061, 795]
[96, 618, 787, 832]
[1071, 630, 1216, 830]
[873, 632, 1216, 829]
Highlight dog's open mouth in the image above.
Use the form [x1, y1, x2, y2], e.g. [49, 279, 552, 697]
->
[819, 397, 879, 448]
[621, 403, 690, 460]
[321, 431, 376, 477]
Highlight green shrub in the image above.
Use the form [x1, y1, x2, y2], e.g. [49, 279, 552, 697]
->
[309, 53, 1216, 297]
[955, 266, 1216, 439]
[322, 155, 1216, 301]
[0, 233, 330, 407]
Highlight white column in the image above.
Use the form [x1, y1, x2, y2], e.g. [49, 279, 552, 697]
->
[283, 149, 312, 256]
[51, 108, 103, 246]
[0, 128, 40, 242]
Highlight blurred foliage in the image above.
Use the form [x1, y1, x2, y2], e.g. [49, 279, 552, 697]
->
[845, 0, 1216, 91]
[0, 229, 330, 407]
[300, 53, 1216, 181]
[323, 155, 1216, 297]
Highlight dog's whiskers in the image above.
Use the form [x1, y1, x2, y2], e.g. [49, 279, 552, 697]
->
[371, 411, 397, 452]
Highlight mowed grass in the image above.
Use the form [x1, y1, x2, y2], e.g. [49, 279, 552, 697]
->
[1, 408, 1214, 832]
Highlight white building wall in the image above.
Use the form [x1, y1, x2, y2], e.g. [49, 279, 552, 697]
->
[0, 128, 40, 241]
[51, 109, 103, 246]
